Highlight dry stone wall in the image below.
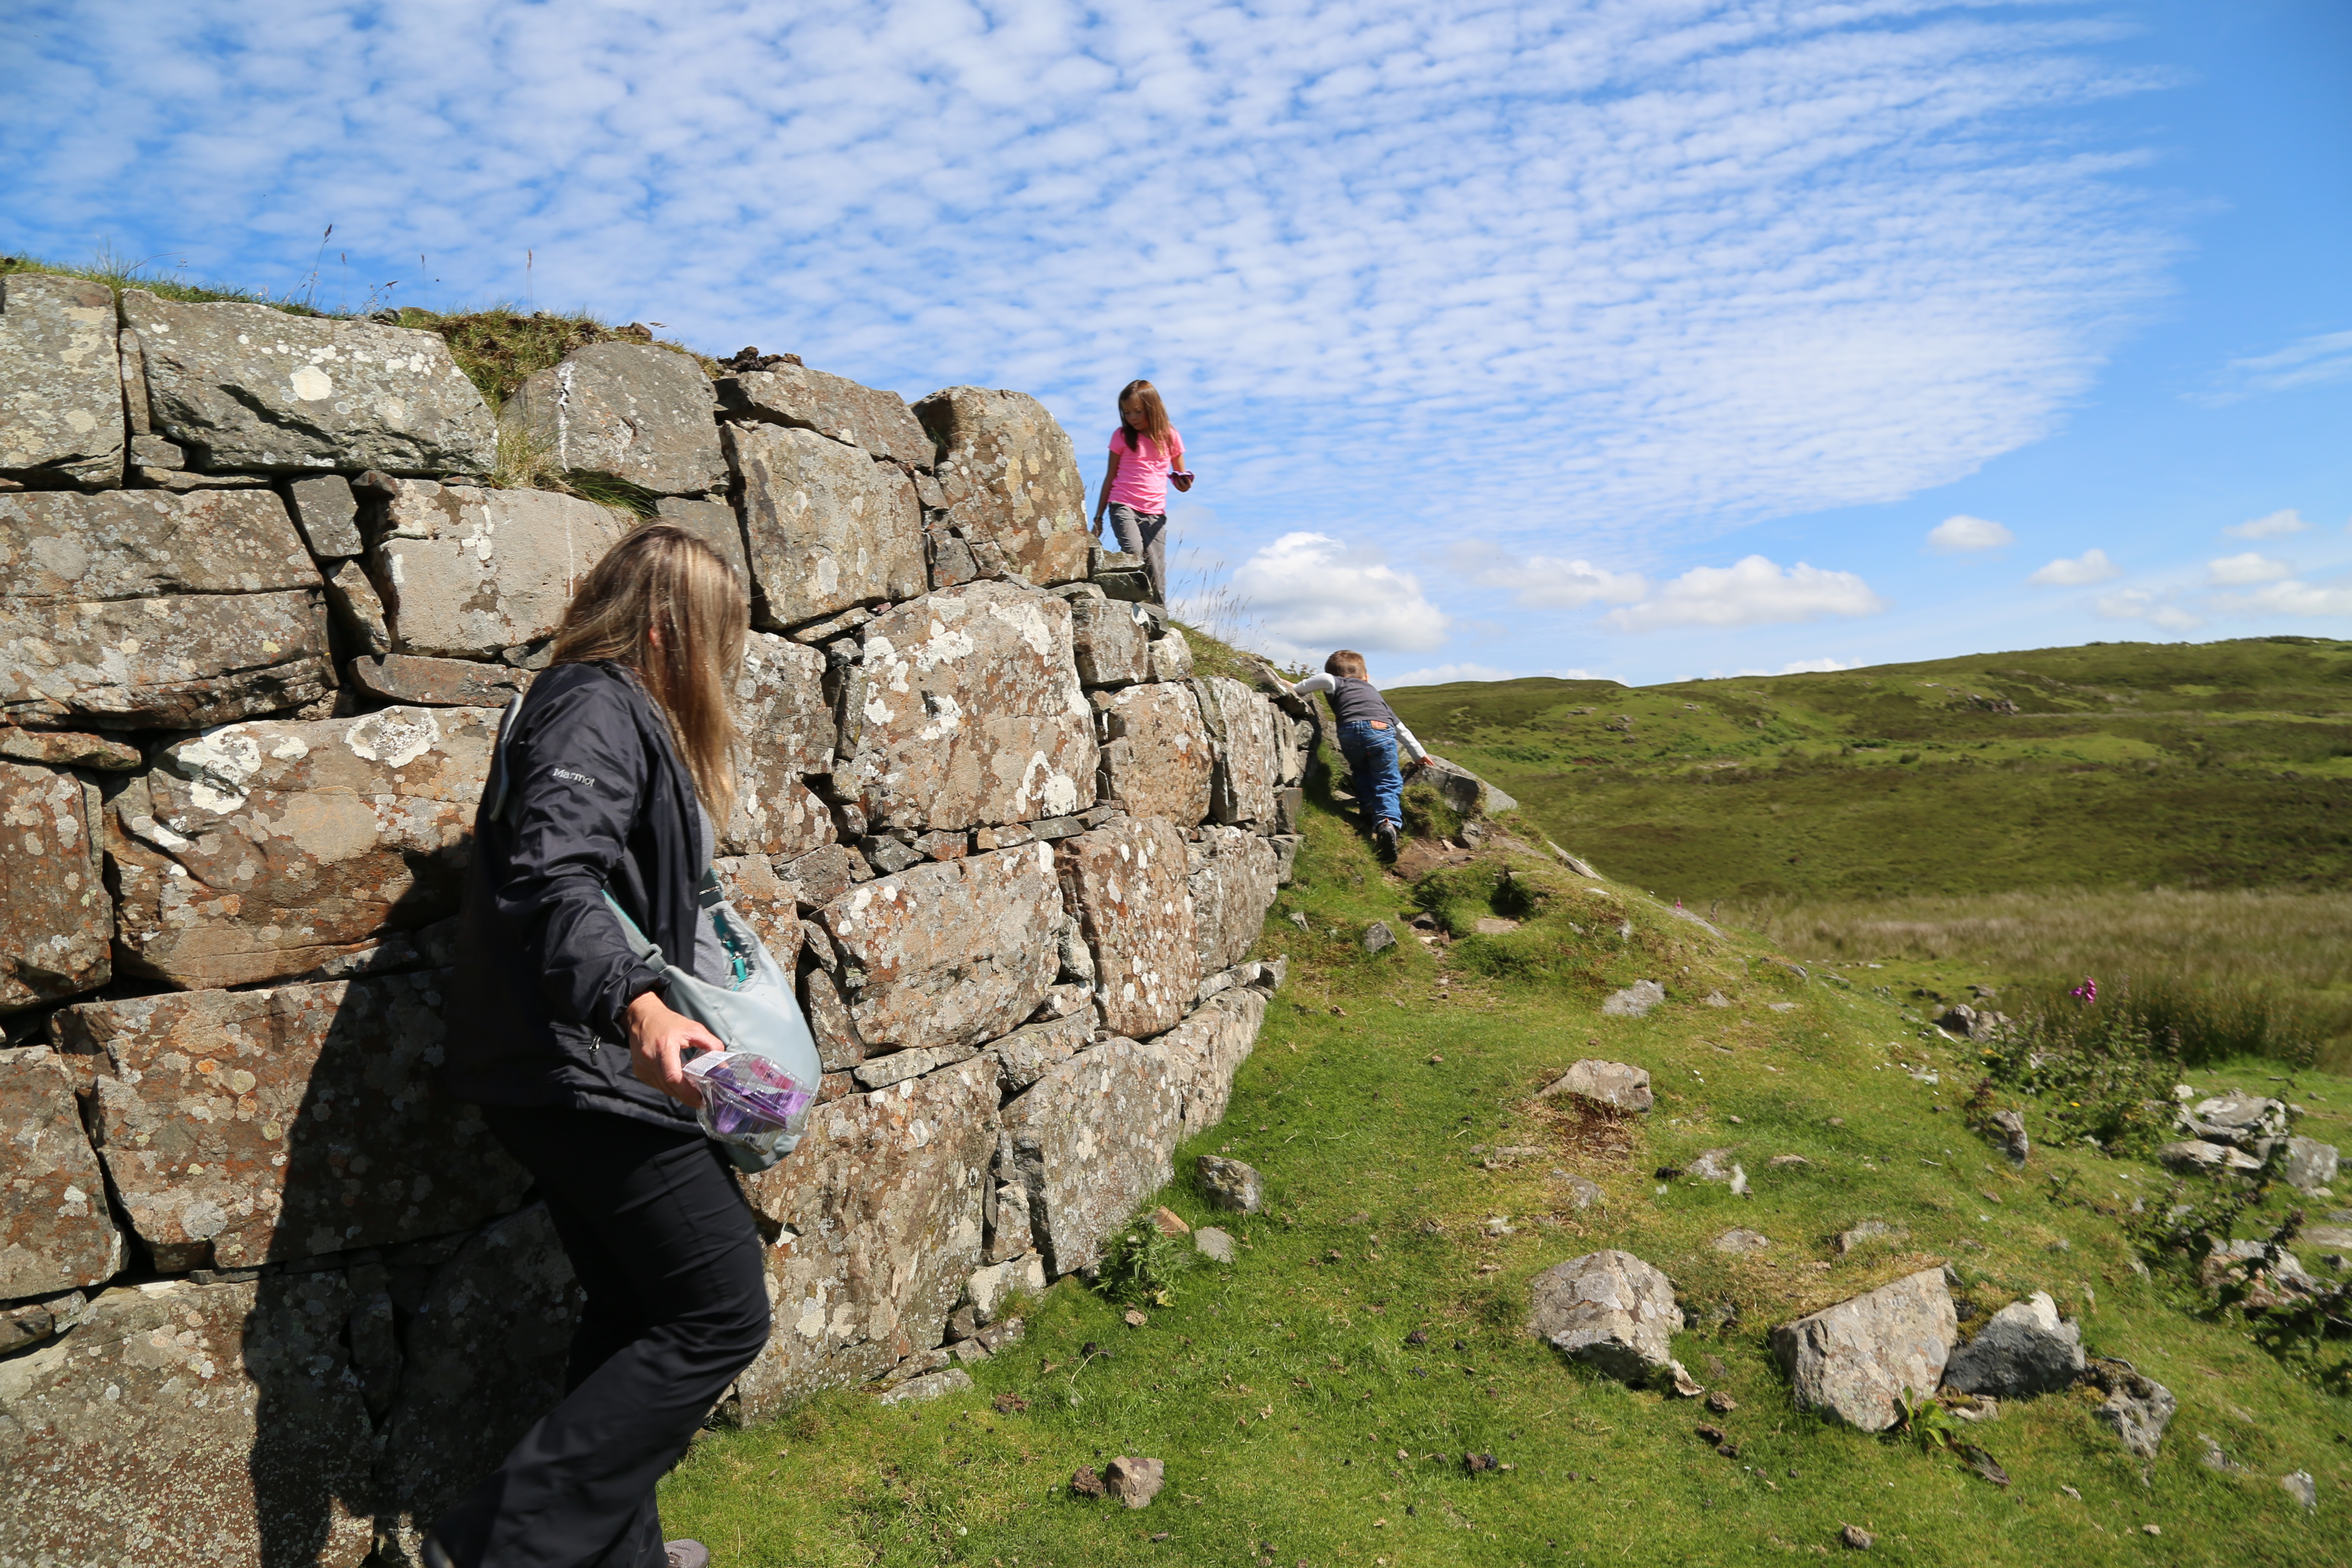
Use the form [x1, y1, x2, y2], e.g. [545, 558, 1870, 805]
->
[0, 273, 1293, 1568]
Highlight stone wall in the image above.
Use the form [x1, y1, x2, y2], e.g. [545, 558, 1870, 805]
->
[0, 275, 1296, 1568]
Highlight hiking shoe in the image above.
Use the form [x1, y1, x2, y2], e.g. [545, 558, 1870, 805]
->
[1374, 821, 1400, 862]
[665, 1543, 711, 1568]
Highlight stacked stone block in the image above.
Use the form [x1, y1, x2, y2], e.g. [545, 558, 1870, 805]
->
[0, 274, 1292, 1568]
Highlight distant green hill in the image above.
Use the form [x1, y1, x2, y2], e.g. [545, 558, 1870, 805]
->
[1385, 637, 2352, 903]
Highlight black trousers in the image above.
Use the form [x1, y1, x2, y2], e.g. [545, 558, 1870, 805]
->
[432, 1106, 772, 1568]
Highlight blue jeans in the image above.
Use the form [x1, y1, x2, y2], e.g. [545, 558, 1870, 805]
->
[1336, 719, 1403, 829]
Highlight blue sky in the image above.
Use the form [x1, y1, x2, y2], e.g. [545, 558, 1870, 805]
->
[6, 0, 2346, 687]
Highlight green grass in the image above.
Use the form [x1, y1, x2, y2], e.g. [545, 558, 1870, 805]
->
[658, 779, 2351, 1566]
[1383, 640, 2352, 906]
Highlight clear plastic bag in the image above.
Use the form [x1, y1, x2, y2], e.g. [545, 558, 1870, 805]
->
[684, 1048, 816, 1153]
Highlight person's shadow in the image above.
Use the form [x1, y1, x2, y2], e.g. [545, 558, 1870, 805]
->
[238, 884, 580, 1567]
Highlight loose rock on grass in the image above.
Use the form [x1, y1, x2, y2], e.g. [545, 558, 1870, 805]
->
[1528, 1249, 1679, 1383]
[1941, 1291, 2085, 1398]
[1770, 1269, 1958, 1432]
[1197, 1155, 1264, 1214]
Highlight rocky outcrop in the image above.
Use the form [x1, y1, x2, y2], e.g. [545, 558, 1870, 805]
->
[1417, 756, 1516, 818]
[0, 760, 108, 1010]
[1056, 815, 1200, 1038]
[106, 705, 496, 989]
[0, 488, 333, 728]
[503, 341, 726, 496]
[123, 292, 496, 475]
[820, 842, 1063, 1056]
[1538, 1059, 1654, 1113]
[1528, 1249, 1679, 1383]
[726, 422, 926, 630]
[914, 387, 1090, 588]
[1771, 1268, 1957, 1431]
[374, 481, 632, 659]
[838, 583, 1096, 832]
[719, 364, 932, 469]
[734, 1060, 997, 1417]
[0, 1275, 377, 1568]
[55, 974, 529, 1270]
[0, 272, 125, 488]
[2285, 1136, 2340, 1194]
[1942, 1290, 2084, 1398]
[0, 1046, 123, 1297]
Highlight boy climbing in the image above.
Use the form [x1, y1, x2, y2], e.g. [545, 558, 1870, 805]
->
[1266, 650, 1432, 862]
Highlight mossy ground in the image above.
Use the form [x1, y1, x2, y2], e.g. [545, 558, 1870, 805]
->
[660, 769, 2350, 1566]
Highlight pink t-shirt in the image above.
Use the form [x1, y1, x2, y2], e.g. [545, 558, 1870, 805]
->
[1106, 427, 1185, 514]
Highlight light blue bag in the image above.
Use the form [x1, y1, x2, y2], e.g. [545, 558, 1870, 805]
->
[492, 695, 822, 1172]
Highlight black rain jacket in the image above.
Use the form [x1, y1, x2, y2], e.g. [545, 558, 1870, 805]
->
[441, 660, 702, 1128]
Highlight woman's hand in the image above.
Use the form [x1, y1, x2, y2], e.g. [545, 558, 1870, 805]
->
[624, 990, 721, 1108]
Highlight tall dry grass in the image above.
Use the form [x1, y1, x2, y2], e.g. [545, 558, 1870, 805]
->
[1731, 887, 2352, 1070]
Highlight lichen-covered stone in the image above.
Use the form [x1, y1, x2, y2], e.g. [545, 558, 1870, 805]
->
[0, 487, 318, 602]
[346, 653, 528, 707]
[1158, 986, 1265, 1137]
[122, 291, 496, 475]
[0, 1046, 122, 1298]
[0, 760, 109, 1011]
[503, 342, 726, 496]
[1187, 826, 1281, 976]
[55, 972, 528, 1270]
[371, 1204, 584, 1567]
[1055, 815, 1200, 1038]
[1538, 1060, 1655, 1113]
[985, 1008, 1096, 1096]
[0, 588, 334, 729]
[713, 855, 810, 973]
[734, 1060, 997, 1417]
[1001, 1035, 1185, 1276]
[1191, 676, 1279, 825]
[913, 387, 1089, 587]
[726, 422, 925, 630]
[720, 364, 933, 468]
[820, 842, 1063, 1055]
[107, 706, 495, 989]
[374, 481, 632, 659]
[652, 496, 748, 583]
[839, 583, 1097, 832]
[1070, 597, 1149, 687]
[1093, 682, 1212, 824]
[1770, 1268, 1958, 1431]
[1528, 1249, 1680, 1383]
[0, 273, 124, 489]
[0, 728, 141, 771]
[1941, 1290, 2084, 1398]
[324, 560, 390, 653]
[0, 1275, 376, 1568]
[723, 632, 836, 858]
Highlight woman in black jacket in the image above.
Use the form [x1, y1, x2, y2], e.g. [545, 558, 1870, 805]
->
[427, 524, 769, 1568]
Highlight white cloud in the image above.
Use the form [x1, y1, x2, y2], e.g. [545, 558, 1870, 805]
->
[2204, 330, 2352, 405]
[1926, 515, 2014, 554]
[0, 0, 2180, 553]
[2095, 589, 2203, 632]
[1450, 543, 1644, 609]
[1605, 557, 1888, 633]
[2225, 508, 2312, 540]
[2028, 549, 2121, 586]
[2216, 580, 2352, 617]
[1225, 531, 1448, 663]
[1772, 658, 1858, 675]
[2207, 553, 2293, 586]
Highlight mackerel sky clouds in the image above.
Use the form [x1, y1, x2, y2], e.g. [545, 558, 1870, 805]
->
[5, 1, 2346, 685]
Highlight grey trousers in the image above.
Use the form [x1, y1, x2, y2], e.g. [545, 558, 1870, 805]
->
[1105, 503, 1167, 605]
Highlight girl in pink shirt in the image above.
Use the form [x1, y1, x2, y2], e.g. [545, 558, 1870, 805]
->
[1091, 379, 1192, 604]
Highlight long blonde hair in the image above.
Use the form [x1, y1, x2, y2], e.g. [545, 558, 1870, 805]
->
[549, 523, 746, 815]
[1118, 379, 1175, 455]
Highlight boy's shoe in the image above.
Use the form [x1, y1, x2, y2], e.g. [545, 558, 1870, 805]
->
[666, 1543, 711, 1568]
[1374, 821, 1400, 862]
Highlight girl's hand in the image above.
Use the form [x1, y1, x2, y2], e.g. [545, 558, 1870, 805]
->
[624, 990, 720, 1108]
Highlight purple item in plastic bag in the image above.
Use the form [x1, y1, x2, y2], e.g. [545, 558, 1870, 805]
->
[684, 1050, 815, 1139]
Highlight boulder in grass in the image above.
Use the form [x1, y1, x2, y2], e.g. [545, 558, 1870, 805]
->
[1601, 980, 1666, 1017]
[2180, 1092, 2289, 1152]
[2085, 1360, 2175, 1459]
[1416, 755, 1516, 818]
[1197, 1155, 1263, 1214]
[1539, 1059, 1654, 1113]
[2284, 1136, 2339, 1194]
[1528, 1248, 1679, 1384]
[1941, 1290, 2085, 1398]
[1770, 1268, 1957, 1432]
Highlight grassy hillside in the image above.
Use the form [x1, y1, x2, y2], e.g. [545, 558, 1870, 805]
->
[660, 650, 2350, 1566]
[1383, 638, 2352, 906]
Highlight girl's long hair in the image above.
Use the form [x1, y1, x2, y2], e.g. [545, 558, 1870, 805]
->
[1118, 379, 1175, 454]
[549, 523, 747, 815]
